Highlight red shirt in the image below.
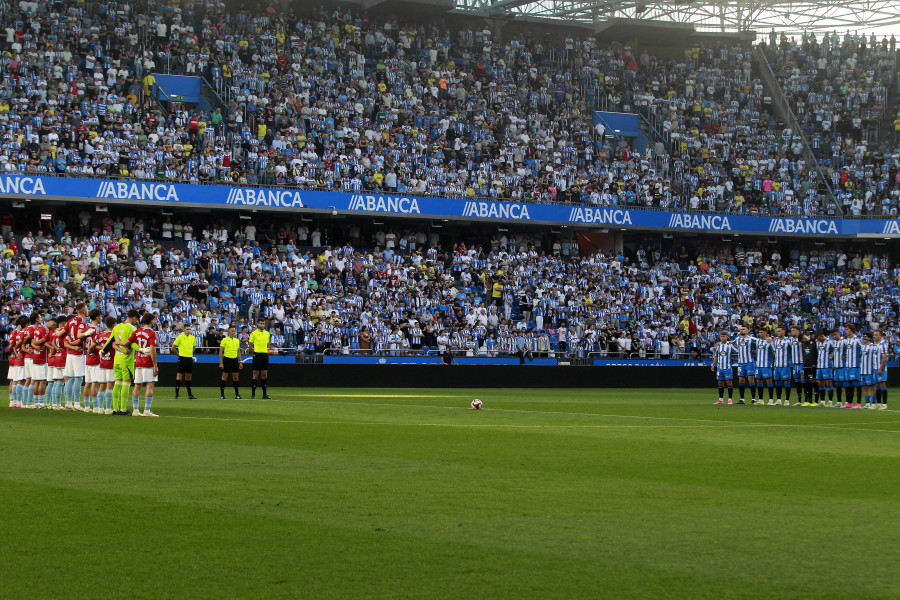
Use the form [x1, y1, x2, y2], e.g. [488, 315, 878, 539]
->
[85, 331, 101, 366]
[30, 325, 49, 365]
[65, 316, 86, 356]
[8, 329, 23, 366]
[47, 335, 67, 368]
[127, 327, 157, 368]
[22, 324, 34, 357]
[97, 331, 114, 369]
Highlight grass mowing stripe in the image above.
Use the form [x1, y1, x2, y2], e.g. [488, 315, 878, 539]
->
[162, 414, 900, 433]
[3, 387, 900, 600]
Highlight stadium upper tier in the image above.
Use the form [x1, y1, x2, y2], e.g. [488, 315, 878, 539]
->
[0, 2, 897, 220]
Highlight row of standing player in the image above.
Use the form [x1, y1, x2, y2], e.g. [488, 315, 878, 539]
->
[710, 324, 889, 409]
[6, 304, 161, 416]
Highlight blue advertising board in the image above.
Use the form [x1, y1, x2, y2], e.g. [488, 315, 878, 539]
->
[1, 174, 897, 237]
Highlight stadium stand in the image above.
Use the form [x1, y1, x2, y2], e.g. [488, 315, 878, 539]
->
[0, 1, 895, 216]
[1, 206, 898, 361]
[0, 1, 899, 364]
[763, 32, 900, 216]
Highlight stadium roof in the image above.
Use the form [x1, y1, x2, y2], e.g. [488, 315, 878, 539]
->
[450, 0, 900, 36]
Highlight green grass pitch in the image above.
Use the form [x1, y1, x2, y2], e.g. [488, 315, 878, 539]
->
[2, 387, 899, 599]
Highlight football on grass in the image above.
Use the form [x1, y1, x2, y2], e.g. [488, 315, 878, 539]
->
[471, 399, 482, 410]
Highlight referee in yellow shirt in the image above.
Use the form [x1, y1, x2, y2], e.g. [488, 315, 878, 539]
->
[219, 325, 243, 400]
[172, 323, 198, 399]
[248, 318, 271, 399]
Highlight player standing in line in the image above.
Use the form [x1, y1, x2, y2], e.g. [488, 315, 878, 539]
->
[799, 332, 818, 406]
[249, 318, 272, 400]
[28, 314, 50, 409]
[771, 326, 792, 406]
[734, 325, 758, 405]
[219, 325, 243, 399]
[96, 317, 117, 414]
[62, 303, 92, 411]
[5, 313, 18, 406]
[815, 331, 835, 406]
[125, 313, 159, 417]
[831, 329, 846, 407]
[789, 326, 806, 406]
[711, 332, 737, 405]
[873, 329, 889, 410]
[21, 314, 38, 407]
[859, 333, 878, 409]
[83, 309, 104, 413]
[842, 324, 863, 408]
[172, 323, 198, 400]
[110, 310, 140, 415]
[7, 317, 26, 408]
[45, 316, 67, 410]
[754, 328, 775, 404]
[5, 312, 18, 401]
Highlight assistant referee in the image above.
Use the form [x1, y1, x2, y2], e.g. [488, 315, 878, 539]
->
[172, 323, 197, 399]
[219, 325, 243, 400]
[248, 319, 271, 399]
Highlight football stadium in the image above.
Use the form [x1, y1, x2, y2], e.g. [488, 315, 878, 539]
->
[2, 0, 900, 597]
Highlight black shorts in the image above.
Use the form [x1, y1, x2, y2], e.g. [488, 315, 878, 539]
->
[221, 357, 240, 373]
[252, 352, 269, 370]
[177, 356, 193, 374]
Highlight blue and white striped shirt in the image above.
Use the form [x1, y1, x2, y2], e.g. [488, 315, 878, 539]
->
[860, 343, 877, 376]
[832, 338, 846, 368]
[843, 337, 862, 369]
[756, 339, 774, 368]
[816, 340, 834, 369]
[790, 339, 803, 367]
[876, 341, 889, 371]
[713, 342, 737, 370]
[772, 338, 792, 368]
[734, 335, 758, 364]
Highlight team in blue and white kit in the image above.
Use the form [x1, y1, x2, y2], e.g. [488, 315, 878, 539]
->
[710, 323, 889, 409]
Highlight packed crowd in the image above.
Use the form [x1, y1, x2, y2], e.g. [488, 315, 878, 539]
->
[1, 0, 897, 218]
[766, 31, 900, 217]
[2, 210, 900, 361]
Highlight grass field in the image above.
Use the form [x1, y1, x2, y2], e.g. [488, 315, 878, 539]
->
[2, 387, 900, 599]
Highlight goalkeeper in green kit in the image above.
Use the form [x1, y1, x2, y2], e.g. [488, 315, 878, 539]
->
[107, 310, 140, 415]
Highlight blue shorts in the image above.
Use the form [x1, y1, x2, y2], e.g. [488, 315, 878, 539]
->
[755, 367, 773, 380]
[774, 367, 792, 382]
[833, 367, 846, 383]
[793, 367, 804, 381]
[879, 370, 888, 384]
[816, 368, 833, 381]
[845, 367, 860, 385]
[716, 369, 733, 382]
[861, 374, 877, 386]
[737, 363, 756, 378]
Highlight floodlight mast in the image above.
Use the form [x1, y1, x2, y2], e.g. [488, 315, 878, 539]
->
[453, 0, 900, 35]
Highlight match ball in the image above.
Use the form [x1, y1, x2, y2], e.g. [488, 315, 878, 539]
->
[471, 399, 483, 410]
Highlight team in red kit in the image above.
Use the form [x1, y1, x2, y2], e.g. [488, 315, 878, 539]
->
[7, 305, 161, 416]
